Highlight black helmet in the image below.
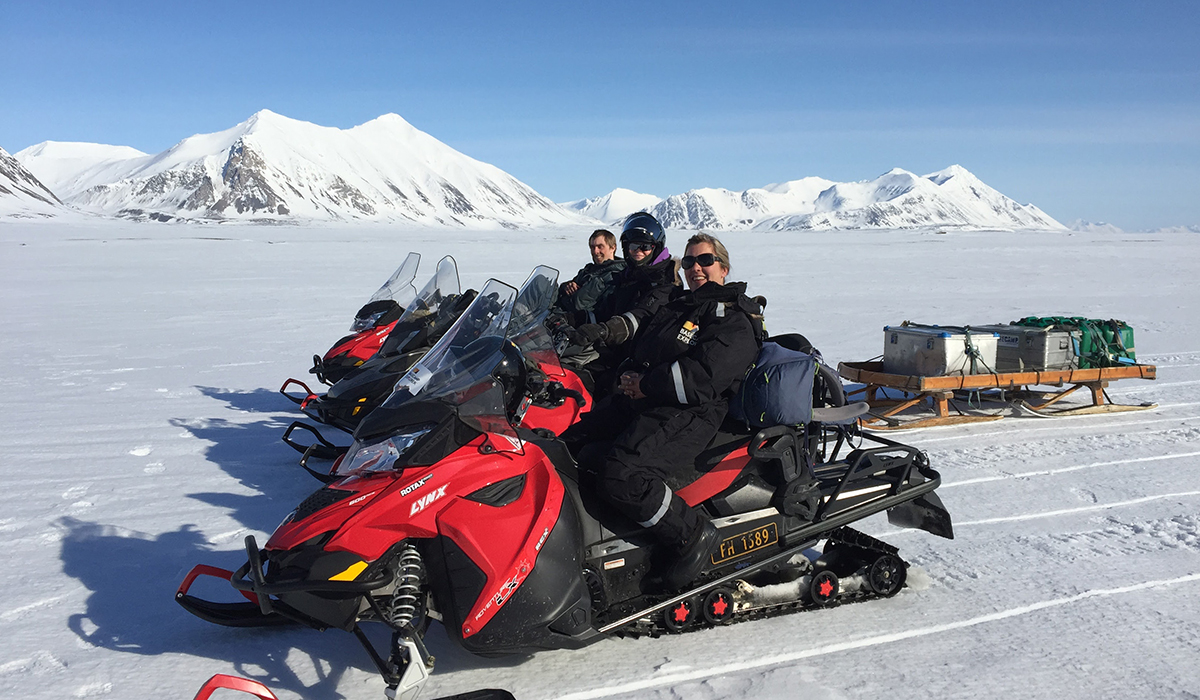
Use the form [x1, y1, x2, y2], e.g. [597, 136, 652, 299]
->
[620, 211, 665, 258]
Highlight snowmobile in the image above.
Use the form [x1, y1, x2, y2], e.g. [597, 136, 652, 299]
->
[177, 274, 952, 700]
[281, 256, 472, 465]
[281, 263, 591, 474]
[307, 253, 422, 387]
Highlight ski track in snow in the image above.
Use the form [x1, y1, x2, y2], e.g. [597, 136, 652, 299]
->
[552, 574, 1200, 700]
[942, 449, 1200, 488]
[3, 223, 1199, 700]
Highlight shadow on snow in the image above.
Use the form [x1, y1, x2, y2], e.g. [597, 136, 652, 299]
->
[56, 386, 511, 699]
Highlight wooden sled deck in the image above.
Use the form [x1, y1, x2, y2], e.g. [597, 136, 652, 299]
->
[837, 361, 1158, 430]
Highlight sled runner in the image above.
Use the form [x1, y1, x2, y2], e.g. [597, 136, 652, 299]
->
[838, 360, 1157, 430]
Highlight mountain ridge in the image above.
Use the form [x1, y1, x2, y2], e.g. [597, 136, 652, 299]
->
[0, 146, 62, 217]
[10, 111, 1068, 230]
[16, 110, 584, 227]
[572, 165, 1065, 231]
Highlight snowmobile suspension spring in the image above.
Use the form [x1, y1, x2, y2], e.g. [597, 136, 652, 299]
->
[385, 544, 424, 629]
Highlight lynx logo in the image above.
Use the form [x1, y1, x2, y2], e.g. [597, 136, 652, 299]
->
[677, 320, 699, 346]
[410, 485, 447, 515]
[534, 527, 550, 551]
[400, 474, 432, 497]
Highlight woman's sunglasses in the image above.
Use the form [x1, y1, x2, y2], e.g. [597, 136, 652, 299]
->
[681, 253, 721, 269]
[626, 242, 655, 253]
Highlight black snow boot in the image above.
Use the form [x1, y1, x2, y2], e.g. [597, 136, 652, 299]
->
[660, 520, 720, 592]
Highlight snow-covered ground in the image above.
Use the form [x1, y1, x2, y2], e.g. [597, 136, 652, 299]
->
[1, 220, 1197, 700]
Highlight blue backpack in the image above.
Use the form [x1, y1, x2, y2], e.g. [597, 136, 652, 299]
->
[730, 341, 818, 428]
[731, 336, 862, 428]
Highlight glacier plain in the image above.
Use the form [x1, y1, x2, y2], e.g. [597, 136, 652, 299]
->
[0, 220, 1197, 700]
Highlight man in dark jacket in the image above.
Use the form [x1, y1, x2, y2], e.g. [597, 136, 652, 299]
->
[556, 229, 626, 326]
[566, 232, 761, 590]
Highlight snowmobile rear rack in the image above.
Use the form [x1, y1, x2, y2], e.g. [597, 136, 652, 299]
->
[838, 360, 1158, 430]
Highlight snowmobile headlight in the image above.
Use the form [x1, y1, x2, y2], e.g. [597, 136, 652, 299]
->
[350, 310, 388, 332]
[336, 425, 434, 476]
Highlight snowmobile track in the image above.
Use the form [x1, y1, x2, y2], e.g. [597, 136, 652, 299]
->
[608, 527, 904, 639]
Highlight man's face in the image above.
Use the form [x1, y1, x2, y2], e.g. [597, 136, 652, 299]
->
[590, 237, 616, 264]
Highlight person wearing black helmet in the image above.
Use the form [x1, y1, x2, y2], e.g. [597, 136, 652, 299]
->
[566, 232, 763, 591]
[567, 213, 681, 389]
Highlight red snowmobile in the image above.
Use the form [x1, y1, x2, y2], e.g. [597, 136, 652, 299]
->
[281, 255, 468, 464]
[280, 263, 589, 472]
[305, 252, 423, 387]
[178, 273, 952, 700]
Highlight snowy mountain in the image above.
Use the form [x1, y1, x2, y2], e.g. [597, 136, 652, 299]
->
[0, 145, 62, 217]
[561, 187, 662, 223]
[16, 111, 585, 227]
[14, 141, 149, 201]
[1148, 224, 1200, 234]
[1069, 219, 1125, 234]
[645, 166, 1063, 231]
[12, 111, 1064, 231]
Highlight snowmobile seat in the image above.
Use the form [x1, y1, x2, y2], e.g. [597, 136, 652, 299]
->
[768, 332, 816, 355]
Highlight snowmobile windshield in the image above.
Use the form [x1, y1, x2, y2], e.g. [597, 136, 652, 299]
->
[382, 279, 518, 435]
[508, 265, 564, 376]
[353, 252, 421, 331]
[378, 256, 462, 356]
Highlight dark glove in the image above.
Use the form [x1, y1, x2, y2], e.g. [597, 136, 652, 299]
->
[571, 323, 609, 346]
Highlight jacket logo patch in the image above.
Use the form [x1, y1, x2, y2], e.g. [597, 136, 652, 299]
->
[677, 320, 699, 346]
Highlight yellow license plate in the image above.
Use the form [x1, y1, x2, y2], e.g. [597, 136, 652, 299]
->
[711, 522, 779, 565]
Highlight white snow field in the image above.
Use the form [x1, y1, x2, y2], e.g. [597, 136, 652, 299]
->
[1, 220, 1197, 700]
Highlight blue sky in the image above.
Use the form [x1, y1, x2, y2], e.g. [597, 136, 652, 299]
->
[3, 1, 1197, 229]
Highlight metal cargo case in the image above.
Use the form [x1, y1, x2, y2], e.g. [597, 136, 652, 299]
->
[882, 325, 1000, 376]
[973, 324, 1080, 372]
